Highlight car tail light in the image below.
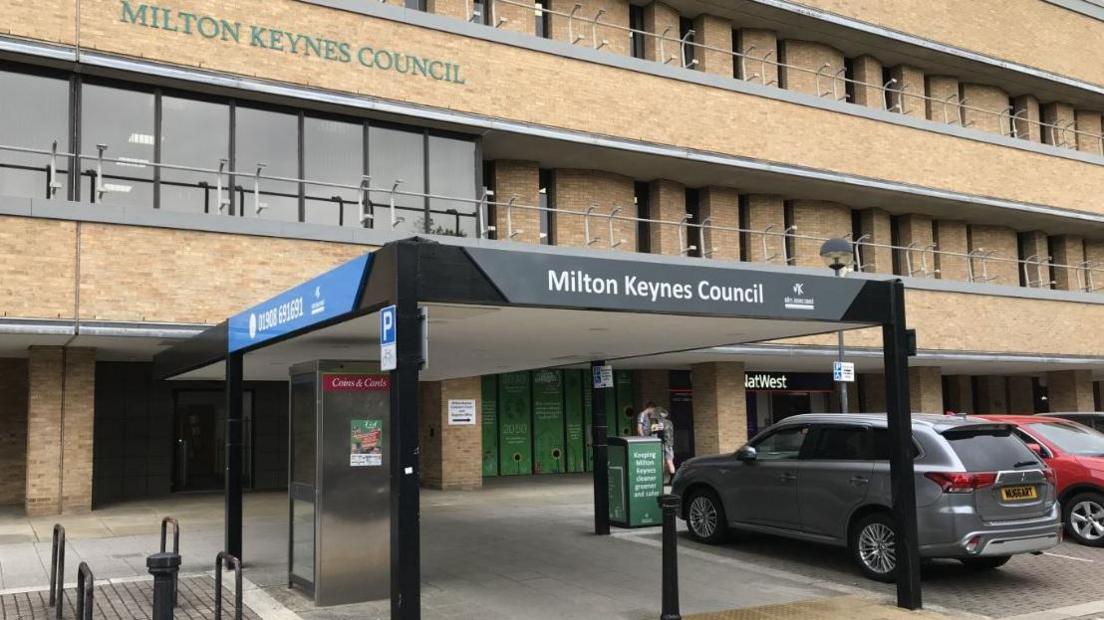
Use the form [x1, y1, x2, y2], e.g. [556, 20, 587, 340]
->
[925, 471, 997, 493]
[965, 535, 982, 554]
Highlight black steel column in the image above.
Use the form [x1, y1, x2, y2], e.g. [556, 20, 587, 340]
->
[225, 352, 244, 563]
[882, 279, 921, 609]
[591, 361, 610, 536]
[391, 243, 421, 620]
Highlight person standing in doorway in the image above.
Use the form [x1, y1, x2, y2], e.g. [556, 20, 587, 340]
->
[636, 401, 657, 437]
[654, 407, 676, 485]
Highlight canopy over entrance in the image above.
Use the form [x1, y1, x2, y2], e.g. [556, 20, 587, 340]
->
[154, 237, 920, 618]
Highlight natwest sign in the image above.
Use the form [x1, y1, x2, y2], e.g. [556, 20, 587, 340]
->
[744, 372, 835, 392]
[322, 374, 391, 392]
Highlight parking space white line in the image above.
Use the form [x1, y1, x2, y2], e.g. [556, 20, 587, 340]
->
[1042, 551, 1095, 563]
[1000, 599, 1104, 620]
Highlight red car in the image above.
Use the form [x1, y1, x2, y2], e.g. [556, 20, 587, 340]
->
[980, 415, 1104, 546]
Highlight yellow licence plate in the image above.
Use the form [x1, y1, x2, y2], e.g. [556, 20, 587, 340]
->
[1000, 485, 1038, 501]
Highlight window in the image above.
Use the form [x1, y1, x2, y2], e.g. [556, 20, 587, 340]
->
[535, 0, 549, 38]
[629, 5, 646, 60]
[1013, 428, 1052, 458]
[0, 69, 70, 200]
[679, 17, 696, 69]
[428, 134, 478, 237]
[539, 169, 554, 245]
[234, 106, 299, 221]
[752, 425, 808, 460]
[81, 82, 155, 208]
[369, 125, 425, 234]
[304, 116, 364, 227]
[634, 181, 650, 253]
[869, 429, 921, 460]
[404, 0, 426, 9]
[944, 427, 1042, 471]
[808, 426, 870, 460]
[471, 0, 488, 24]
[160, 95, 230, 214]
[1025, 422, 1104, 457]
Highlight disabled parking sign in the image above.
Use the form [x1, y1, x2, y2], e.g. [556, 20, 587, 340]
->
[380, 305, 397, 371]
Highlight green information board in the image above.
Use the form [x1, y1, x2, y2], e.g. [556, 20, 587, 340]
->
[563, 370, 585, 473]
[615, 370, 635, 437]
[583, 381, 593, 471]
[532, 369, 565, 474]
[481, 375, 498, 477]
[608, 437, 663, 528]
[498, 371, 533, 475]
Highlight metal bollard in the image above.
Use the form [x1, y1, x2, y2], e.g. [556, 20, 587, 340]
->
[147, 552, 181, 620]
[658, 494, 682, 620]
[49, 524, 65, 619]
[75, 562, 93, 620]
[160, 516, 181, 606]
[215, 551, 243, 620]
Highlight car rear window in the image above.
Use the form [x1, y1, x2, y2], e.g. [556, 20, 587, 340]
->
[1025, 422, 1104, 457]
[943, 427, 1041, 471]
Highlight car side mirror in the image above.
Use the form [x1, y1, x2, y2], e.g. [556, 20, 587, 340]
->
[1026, 443, 1046, 458]
[736, 446, 757, 462]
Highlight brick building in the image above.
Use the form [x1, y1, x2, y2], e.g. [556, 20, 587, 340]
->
[1, 0, 1104, 514]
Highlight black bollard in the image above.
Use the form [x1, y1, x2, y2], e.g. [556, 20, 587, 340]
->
[147, 552, 182, 620]
[658, 494, 681, 620]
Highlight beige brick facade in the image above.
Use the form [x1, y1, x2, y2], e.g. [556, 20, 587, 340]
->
[735, 29, 778, 86]
[427, 0, 469, 21]
[925, 75, 960, 124]
[1051, 235, 1087, 292]
[780, 40, 844, 98]
[790, 200, 851, 268]
[857, 208, 892, 273]
[909, 367, 943, 414]
[933, 220, 970, 282]
[419, 377, 482, 490]
[494, 0, 537, 34]
[888, 65, 925, 119]
[1076, 110, 1104, 154]
[690, 362, 747, 452]
[1012, 95, 1043, 142]
[968, 224, 1019, 286]
[0, 359, 28, 506]
[1042, 102, 1077, 149]
[698, 187, 740, 261]
[552, 169, 636, 250]
[642, 2, 679, 64]
[0, 217, 77, 319]
[648, 179, 687, 256]
[896, 214, 935, 278]
[851, 55, 883, 109]
[692, 14, 733, 77]
[744, 195, 786, 264]
[25, 346, 95, 515]
[960, 83, 1010, 135]
[491, 160, 542, 244]
[1048, 370, 1096, 412]
[1020, 231, 1052, 288]
[547, 0, 631, 56]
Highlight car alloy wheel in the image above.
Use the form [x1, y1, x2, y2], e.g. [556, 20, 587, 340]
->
[1070, 499, 1104, 542]
[688, 495, 718, 539]
[858, 522, 897, 576]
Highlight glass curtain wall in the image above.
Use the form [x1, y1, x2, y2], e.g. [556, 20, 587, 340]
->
[369, 125, 426, 235]
[80, 82, 156, 208]
[304, 116, 364, 226]
[235, 106, 299, 222]
[160, 95, 230, 214]
[0, 69, 70, 200]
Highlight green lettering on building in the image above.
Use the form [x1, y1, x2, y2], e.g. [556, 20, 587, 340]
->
[118, 0, 466, 85]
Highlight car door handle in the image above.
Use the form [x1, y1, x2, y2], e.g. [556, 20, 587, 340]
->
[778, 472, 797, 483]
[849, 475, 869, 486]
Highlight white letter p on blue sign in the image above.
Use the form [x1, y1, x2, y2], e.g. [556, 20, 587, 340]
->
[380, 305, 397, 371]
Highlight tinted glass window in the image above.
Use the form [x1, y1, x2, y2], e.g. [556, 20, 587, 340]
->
[235, 106, 299, 222]
[0, 70, 70, 199]
[427, 135, 477, 237]
[1025, 422, 1104, 456]
[81, 83, 155, 208]
[869, 429, 920, 460]
[809, 427, 870, 460]
[304, 116, 363, 227]
[944, 427, 1041, 471]
[752, 425, 808, 460]
[369, 125, 424, 234]
[160, 95, 229, 213]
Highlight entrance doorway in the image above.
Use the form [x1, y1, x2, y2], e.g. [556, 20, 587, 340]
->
[173, 390, 254, 492]
[744, 372, 834, 437]
[668, 370, 694, 466]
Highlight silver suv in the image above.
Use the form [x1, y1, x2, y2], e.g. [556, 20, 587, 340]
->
[672, 413, 1062, 581]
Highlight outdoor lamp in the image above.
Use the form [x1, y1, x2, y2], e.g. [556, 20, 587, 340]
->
[819, 237, 854, 273]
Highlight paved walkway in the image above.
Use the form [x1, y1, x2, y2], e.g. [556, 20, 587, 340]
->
[684, 595, 951, 619]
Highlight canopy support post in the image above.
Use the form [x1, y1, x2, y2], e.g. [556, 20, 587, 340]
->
[591, 361, 610, 536]
[224, 352, 244, 565]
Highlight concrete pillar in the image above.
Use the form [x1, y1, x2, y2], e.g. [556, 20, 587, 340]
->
[1048, 370, 1096, 412]
[960, 83, 1010, 134]
[548, 0, 632, 56]
[1051, 235, 1087, 292]
[851, 55, 883, 109]
[735, 29, 778, 85]
[419, 377, 482, 490]
[857, 208, 892, 274]
[427, 0, 469, 20]
[945, 376, 974, 413]
[1012, 95, 1043, 142]
[1042, 102, 1077, 148]
[698, 186, 740, 261]
[1075, 110, 1103, 154]
[896, 214, 935, 278]
[744, 195, 786, 263]
[634, 369, 669, 410]
[888, 64, 925, 119]
[909, 367, 944, 414]
[0, 359, 28, 506]
[925, 75, 960, 123]
[779, 40, 844, 97]
[552, 169, 636, 250]
[648, 179, 687, 256]
[934, 220, 970, 282]
[1008, 376, 1036, 413]
[491, 160, 541, 244]
[25, 347, 95, 515]
[690, 362, 747, 453]
[968, 225, 1019, 286]
[643, 1, 680, 63]
[861, 374, 886, 413]
[790, 200, 851, 268]
[693, 14, 733, 77]
[975, 376, 1009, 414]
[1020, 231, 1052, 288]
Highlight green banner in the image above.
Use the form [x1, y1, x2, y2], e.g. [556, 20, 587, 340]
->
[609, 438, 663, 527]
[532, 370, 565, 474]
[498, 371, 532, 475]
[615, 370, 635, 437]
[563, 370, 586, 473]
[481, 375, 498, 477]
[583, 381, 593, 471]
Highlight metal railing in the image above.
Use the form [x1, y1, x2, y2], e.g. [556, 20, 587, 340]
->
[486, 0, 1104, 152]
[215, 551, 243, 620]
[2, 139, 1103, 295]
[49, 524, 65, 619]
[75, 562, 94, 620]
[160, 516, 181, 607]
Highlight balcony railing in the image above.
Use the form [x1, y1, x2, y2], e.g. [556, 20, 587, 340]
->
[2, 139, 1102, 295]
[476, 0, 1104, 154]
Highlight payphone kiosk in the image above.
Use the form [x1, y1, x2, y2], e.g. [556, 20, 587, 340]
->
[288, 360, 390, 606]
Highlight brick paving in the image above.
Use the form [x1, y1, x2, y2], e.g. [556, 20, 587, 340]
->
[0, 575, 260, 619]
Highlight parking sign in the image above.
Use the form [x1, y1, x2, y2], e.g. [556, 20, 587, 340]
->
[380, 305, 397, 371]
[833, 361, 855, 383]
